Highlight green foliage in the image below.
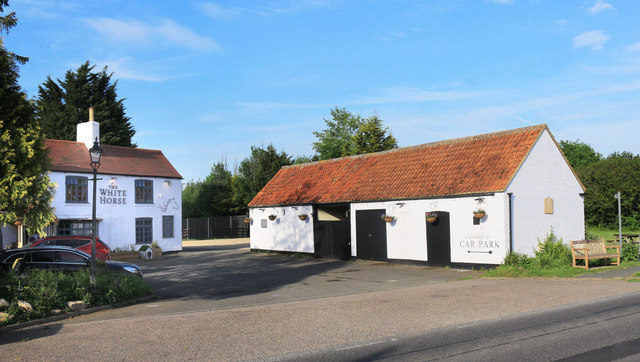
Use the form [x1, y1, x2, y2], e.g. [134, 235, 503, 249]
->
[352, 115, 398, 155]
[0, 8, 55, 234]
[503, 252, 532, 267]
[621, 241, 639, 262]
[533, 229, 572, 268]
[231, 144, 292, 214]
[182, 161, 238, 218]
[580, 152, 640, 229]
[312, 107, 364, 159]
[559, 139, 602, 169]
[35, 61, 136, 147]
[312, 108, 399, 160]
[0, 269, 150, 325]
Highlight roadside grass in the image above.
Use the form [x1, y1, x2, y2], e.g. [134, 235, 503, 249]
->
[0, 269, 151, 326]
[483, 260, 640, 278]
[482, 228, 640, 278]
[586, 226, 639, 241]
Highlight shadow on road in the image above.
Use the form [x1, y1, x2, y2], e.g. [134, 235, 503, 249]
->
[139, 244, 356, 301]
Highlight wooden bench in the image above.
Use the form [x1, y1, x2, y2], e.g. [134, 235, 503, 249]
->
[571, 239, 620, 270]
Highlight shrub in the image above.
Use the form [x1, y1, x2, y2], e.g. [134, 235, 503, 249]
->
[533, 229, 572, 268]
[503, 252, 531, 267]
[0, 269, 151, 325]
[621, 241, 639, 262]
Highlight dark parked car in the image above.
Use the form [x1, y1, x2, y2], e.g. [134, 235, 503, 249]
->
[24, 236, 111, 260]
[0, 246, 141, 277]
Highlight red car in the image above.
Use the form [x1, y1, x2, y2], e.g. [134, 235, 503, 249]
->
[25, 236, 111, 260]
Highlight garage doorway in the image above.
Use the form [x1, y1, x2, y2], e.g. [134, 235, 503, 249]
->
[314, 205, 351, 260]
[356, 209, 387, 261]
[426, 211, 451, 265]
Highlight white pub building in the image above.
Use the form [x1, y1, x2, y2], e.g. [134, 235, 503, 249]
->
[2, 112, 183, 252]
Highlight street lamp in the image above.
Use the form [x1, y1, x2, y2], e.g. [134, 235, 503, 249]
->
[89, 137, 103, 284]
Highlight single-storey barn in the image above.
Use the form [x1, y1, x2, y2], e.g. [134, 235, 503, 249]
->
[247, 124, 585, 266]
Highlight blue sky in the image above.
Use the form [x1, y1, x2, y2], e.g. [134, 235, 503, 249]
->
[6, 0, 640, 182]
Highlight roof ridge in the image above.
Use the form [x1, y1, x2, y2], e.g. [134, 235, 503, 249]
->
[283, 123, 547, 169]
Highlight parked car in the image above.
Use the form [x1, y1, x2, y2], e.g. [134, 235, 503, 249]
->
[0, 246, 142, 278]
[24, 236, 111, 260]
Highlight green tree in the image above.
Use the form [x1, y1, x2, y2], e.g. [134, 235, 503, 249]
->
[312, 107, 364, 160]
[182, 162, 236, 217]
[312, 107, 398, 159]
[231, 144, 292, 213]
[352, 114, 398, 154]
[35, 61, 136, 147]
[0, 1, 55, 234]
[581, 152, 640, 229]
[559, 140, 602, 169]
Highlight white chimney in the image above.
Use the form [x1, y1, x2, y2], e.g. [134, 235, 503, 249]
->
[77, 107, 100, 149]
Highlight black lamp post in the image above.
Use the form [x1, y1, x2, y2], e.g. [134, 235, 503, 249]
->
[89, 137, 103, 284]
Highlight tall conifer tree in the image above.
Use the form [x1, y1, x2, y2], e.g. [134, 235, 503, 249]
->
[35, 61, 136, 147]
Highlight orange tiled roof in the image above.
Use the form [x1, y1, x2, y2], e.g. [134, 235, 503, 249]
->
[249, 124, 549, 207]
[45, 139, 182, 179]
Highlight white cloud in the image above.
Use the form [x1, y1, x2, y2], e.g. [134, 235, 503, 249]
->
[554, 19, 568, 27]
[197, 3, 240, 20]
[626, 42, 640, 51]
[588, 0, 614, 14]
[94, 58, 166, 82]
[86, 17, 221, 52]
[573, 30, 609, 50]
[353, 86, 492, 105]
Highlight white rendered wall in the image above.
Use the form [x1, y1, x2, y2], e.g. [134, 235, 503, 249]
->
[249, 205, 314, 253]
[350, 195, 509, 265]
[506, 129, 585, 255]
[76, 120, 99, 149]
[49, 172, 183, 252]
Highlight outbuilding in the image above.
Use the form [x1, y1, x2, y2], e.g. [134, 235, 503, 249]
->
[247, 124, 585, 266]
[2, 111, 183, 252]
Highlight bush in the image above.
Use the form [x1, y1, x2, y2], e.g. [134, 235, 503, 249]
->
[621, 241, 639, 262]
[0, 269, 151, 325]
[503, 252, 531, 267]
[533, 229, 572, 268]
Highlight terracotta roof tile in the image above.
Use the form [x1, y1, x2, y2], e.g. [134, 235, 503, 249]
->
[248, 124, 547, 207]
[45, 139, 182, 179]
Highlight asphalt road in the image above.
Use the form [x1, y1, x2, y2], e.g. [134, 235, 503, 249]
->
[2, 241, 640, 361]
[287, 290, 640, 361]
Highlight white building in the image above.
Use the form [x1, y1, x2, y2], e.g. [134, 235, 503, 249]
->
[5, 116, 184, 252]
[247, 124, 585, 266]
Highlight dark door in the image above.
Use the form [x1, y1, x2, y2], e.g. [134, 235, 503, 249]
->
[426, 211, 451, 265]
[314, 220, 351, 260]
[356, 209, 387, 261]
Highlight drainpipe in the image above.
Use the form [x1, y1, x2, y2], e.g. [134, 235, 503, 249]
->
[507, 193, 514, 254]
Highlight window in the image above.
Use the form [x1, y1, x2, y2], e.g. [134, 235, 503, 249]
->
[135, 179, 153, 204]
[136, 218, 153, 244]
[66, 176, 88, 203]
[31, 251, 55, 263]
[58, 220, 96, 236]
[162, 216, 174, 238]
[59, 251, 86, 263]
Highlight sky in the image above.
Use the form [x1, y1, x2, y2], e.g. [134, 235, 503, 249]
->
[5, 0, 640, 183]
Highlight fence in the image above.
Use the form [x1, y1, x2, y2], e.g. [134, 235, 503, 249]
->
[182, 216, 249, 239]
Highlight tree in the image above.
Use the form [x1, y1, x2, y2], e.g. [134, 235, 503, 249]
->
[231, 144, 292, 214]
[312, 107, 398, 159]
[559, 140, 602, 169]
[580, 152, 640, 229]
[0, 1, 55, 234]
[352, 115, 398, 154]
[182, 162, 236, 218]
[35, 61, 136, 147]
[312, 107, 364, 160]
